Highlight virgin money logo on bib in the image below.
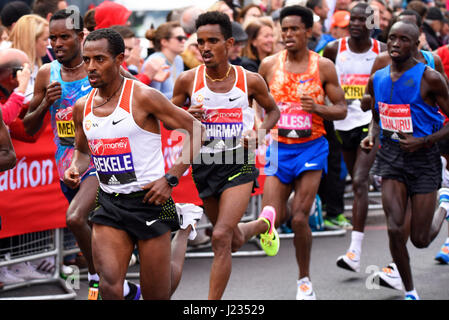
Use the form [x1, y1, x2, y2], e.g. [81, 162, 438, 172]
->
[88, 137, 137, 185]
[202, 108, 243, 140]
[340, 74, 369, 100]
[378, 102, 413, 135]
[55, 107, 75, 145]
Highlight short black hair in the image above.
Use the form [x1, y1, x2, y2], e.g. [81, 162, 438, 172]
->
[50, 9, 84, 33]
[0, 1, 31, 28]
[195, 11, 233, 39]
[351, 2, 371, 15]
[84, 28, 125, 58]
[306, 0, 323, 10]
[280, 5, 314, 29]
[389, 20, 420, 42]
[398, 9, 422, 28]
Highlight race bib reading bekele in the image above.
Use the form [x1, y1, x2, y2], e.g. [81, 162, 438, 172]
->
[88, 137, 137, 185]
[277, 102, 312, 138]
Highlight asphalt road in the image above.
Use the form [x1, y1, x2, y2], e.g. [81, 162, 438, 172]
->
[1, 210, 448, 301]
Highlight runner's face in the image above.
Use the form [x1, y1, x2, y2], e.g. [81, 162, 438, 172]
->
[349, 8, 370, 39]
[387, 24, 416, 62]
[281, 15, 311, 52]
[83, 38, 124, 88]
[49, 19, 83, 63]
[197, 24, 233, 68]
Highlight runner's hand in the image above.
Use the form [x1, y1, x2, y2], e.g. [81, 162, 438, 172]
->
[63, 167, 81, 189]
[360, 135, 375, 151]
[44, 81, 62, 108]
[398, 130, 425, 152]
[187, 104, 203, 121]
[142, 177, 172, 205]
[241, 130, 259, 150]
[300, 95, 316, 113]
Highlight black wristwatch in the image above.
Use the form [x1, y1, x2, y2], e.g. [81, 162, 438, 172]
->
[164, 173, 179, 187]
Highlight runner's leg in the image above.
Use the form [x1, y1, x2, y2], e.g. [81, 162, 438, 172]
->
[138, 231, 172, 300]
[208, 182, 253, 300]
[381, 179, 412, 291]
[91, 223, 134, 299]
[290, 170, 322, 279]
[65, 175, 98, 274]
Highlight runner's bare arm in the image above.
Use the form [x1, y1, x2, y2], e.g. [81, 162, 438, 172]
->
[247, 72, 280, 131]
[135, 84, 204, 204]
[322, 39, 339, 63]
[63, 96, 91, 189]
[172, 70, 204, 121]
[307, 57, 346, 121]
[397, 69, 449, 152]
[24, 64, 61, 135]
[0, 109, 16, 171]
[432, 53, 449, 87]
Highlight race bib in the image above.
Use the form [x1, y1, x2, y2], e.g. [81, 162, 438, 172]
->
[277, 102, 312, 138]
[340, 74, 369, 100]
[378, 102, 413, 137]
[55, 107, 75, 146]
[202, 107, 243, 139]
[88, 137, 137, 185]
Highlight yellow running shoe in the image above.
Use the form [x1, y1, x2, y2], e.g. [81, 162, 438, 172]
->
[258, 206, 280, 256]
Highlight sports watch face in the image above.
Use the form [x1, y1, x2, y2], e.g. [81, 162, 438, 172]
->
[164, 173, 179, 187]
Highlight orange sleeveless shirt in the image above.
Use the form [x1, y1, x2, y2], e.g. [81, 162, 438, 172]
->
[269, 50, 326, 144]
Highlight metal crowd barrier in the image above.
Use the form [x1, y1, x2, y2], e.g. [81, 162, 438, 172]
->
[0, 190, 365, 297]
[0, 229, 77, 300]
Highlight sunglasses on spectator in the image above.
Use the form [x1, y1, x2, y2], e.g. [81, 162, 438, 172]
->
[171, 35, 187, 42]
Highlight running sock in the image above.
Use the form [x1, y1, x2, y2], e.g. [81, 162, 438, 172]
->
[297, 276, 311, 285]
[348, 231, 364, 258]
[123, 280, 130, 297]
[405, 288, 420, 300]
[439, 201, 449, 216]
[445, 237, 449, 245]
[88, 273, 99, 282]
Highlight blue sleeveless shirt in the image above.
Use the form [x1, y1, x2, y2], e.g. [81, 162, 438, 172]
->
[373, 62, 443, 141]
[49, 60, 92, 180]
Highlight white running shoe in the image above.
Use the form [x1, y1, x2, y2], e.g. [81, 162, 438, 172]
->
[0, 266, 25, 285]
[296, 277, 317, 300]
[372, 262, 404, 291]
[8, 262, 49, 280]
[176, 203, 204, 240]
[336, 250, 360, 273]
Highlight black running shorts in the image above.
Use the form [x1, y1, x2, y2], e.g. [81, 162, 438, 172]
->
[192, 147, 259, 199]
[336, 124, 370, 152]
[89, 189, 180, 241]
[370, 138, 441, 195]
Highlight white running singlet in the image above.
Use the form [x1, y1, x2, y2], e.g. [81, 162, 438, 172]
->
[191, 64, 255, 153]
[334, 37, 380, 131]
[83, 79, 165, 194]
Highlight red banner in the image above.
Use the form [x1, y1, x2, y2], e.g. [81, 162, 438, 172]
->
[0, 123, 68, 238]
[0, 123, 267, 238]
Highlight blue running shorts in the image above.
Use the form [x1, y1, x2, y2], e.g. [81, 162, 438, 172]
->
[265, 136, 328, 184]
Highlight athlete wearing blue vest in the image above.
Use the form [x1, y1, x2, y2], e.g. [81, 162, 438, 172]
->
[364, 21, 449, 300]
[360, 10, 449, 293]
